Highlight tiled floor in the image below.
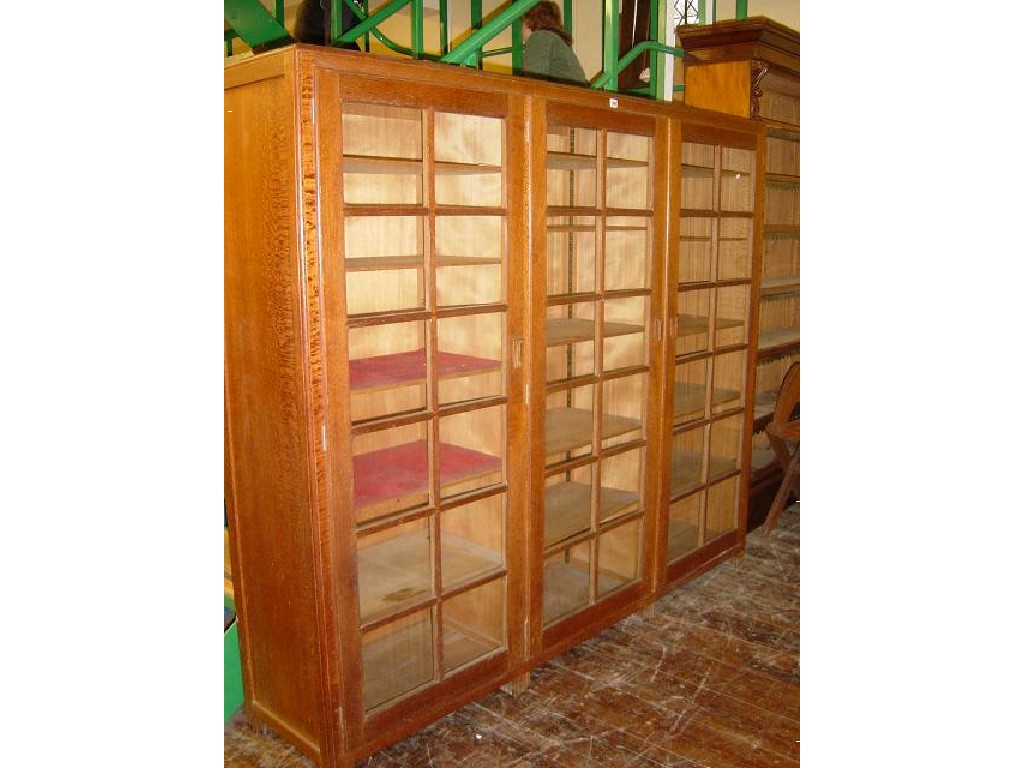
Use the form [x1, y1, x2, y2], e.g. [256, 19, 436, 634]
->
[225, 504, 799, 767]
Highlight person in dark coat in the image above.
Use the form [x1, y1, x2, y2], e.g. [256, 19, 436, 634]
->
[294, 0, 361, 50]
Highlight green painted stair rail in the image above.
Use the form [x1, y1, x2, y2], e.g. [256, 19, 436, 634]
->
[224, 0, 291, 51]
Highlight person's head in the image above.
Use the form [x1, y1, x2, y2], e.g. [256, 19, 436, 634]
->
[524, 1, 571, 45]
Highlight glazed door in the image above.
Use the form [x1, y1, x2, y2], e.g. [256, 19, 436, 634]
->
[315, 70, 527, 745]
[663, 124, 758, 583]
[533, 103, 661, 651]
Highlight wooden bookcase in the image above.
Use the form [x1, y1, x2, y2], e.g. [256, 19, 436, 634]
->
[225, 45, 761, 768]
[676, 17, 800, 527]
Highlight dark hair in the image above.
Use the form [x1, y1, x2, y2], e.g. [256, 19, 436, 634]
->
[524, 1, 572, 46]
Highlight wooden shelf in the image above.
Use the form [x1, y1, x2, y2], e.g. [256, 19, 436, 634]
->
[758, 327, 800, 354]
[344, 156, 423, 174]
[353, 441, 501, 515]
[674, 382, 740, 419]
[763, 121, 800, 136]
[545, 407, 642, 456]
[681, 164, 714, 176]
[547, 317, 643, 346]
[350, 350, 500, 392]
[677, 314, 744, 336]
[666, 518, 699, 560]
[345, 255, 502, 271]
[760, 276, 800, 296]
[669, 452, 738, 497]
[547, 152, 597, 171]
[752, 388, 779, 428]
[607, 156, 649, 168]
[765, 173, 800, 186]
[543, 482, 640, 548]
[435, 161, 503, 176]
[358, 529, 502, 621]
[764, 225, 800, 237]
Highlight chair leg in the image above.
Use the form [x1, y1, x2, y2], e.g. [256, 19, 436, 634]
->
[764, 443, 799, 532]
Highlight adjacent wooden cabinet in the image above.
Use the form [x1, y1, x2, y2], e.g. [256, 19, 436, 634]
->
[225, 45, 761, 768]
[676, 17, 800, 527]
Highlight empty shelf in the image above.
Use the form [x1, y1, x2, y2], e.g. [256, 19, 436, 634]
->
[673, 383, 740, 418]
[545, 408, 642, 456]
[669, 452, 737, 497]
[546, 318, 644, 346]
[760, 276, 800, 295]
[547, 152, 597, 171]
[344, 156, 422, 174]
[350, 350, 500, 392]
[758, 327, 800, 353]
[677, 314, 745, 336]
[543, 482, 640, 547]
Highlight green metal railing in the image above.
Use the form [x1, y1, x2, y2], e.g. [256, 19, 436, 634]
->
[225, 0, 751, 101]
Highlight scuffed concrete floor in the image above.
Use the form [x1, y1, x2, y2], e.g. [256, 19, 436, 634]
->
[225, 504, 799, 767]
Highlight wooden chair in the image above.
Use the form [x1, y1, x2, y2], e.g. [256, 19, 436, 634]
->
[763, 361, 800, 532]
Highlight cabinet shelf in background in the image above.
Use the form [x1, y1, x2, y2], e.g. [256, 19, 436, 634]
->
[343, 156, 423, 174]
[353, 441, 502, 515]
[545, 407, 642, 456]
[669, 452, 738, 498]
[546, 152, 597, 171]
[543, 482, 640, 548]
[674, 382, 740, 419]
[764, 121, 800, 136]
[757, 327, 800, 356]
[766, 173, 800, 186]
[547, 318, 643, 346]
[350, 349, 501, 392]
[345, 254, 503, 271]
[764, 225, 800, 237]
[678, 314, 744, 335]
[760, 276, 800, 296]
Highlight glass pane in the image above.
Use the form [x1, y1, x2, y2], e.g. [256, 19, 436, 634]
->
[603, 296, 647, 373]
[606, 132, 652, 210]
[676, 288, 711, 355]
[362, 609, 434, 711]
[441, 494, 505, 589]
[679, 216, 713, 284]
[673, 357, 708, 425]
[357, 517, 433, 623]
[597, 519, 641, 597]
[436, 312, 504, 405]
[343, 103, 423, 205]
[434, 112, 504, 208]
[545, 385, 594, 467]
[442, 578, 505, 673]
[714, 284, 749, 348]
[670, 425, 706, 498]
[597, 449, 642, 527]
[435, 216, 505, 307]
[680, 142, 715, 211]
[709, 414, 743, 483]
[546, 216, 597, 296]
[720, 148, 755, 213]
[711, 350, 746, 416]
[547, 126, 598, 208]
[667, 493, 701, 562]
[352, 423, 431, 525]
[601, 374, 645, 450]
[544, 467, 593, 548]
[543, 542, 591, 624]
[546, 302, 596, 383]
[718, 217, 752, 281]
[437, 405, 504, 500]
[344, 216, 425, 314]
[604, 217, 650, 291]
[706, 476, 739, 541]
[348, 320, 428, 423]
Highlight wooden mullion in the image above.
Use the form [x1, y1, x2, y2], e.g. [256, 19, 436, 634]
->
[347, 309, 432, 328]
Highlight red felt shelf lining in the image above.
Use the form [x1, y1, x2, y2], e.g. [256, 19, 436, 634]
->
[353, 440, 502, 511]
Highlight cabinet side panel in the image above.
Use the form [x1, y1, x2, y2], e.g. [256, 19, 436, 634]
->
[683, 61, 752, 118]
[224, 69, 323, 752]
